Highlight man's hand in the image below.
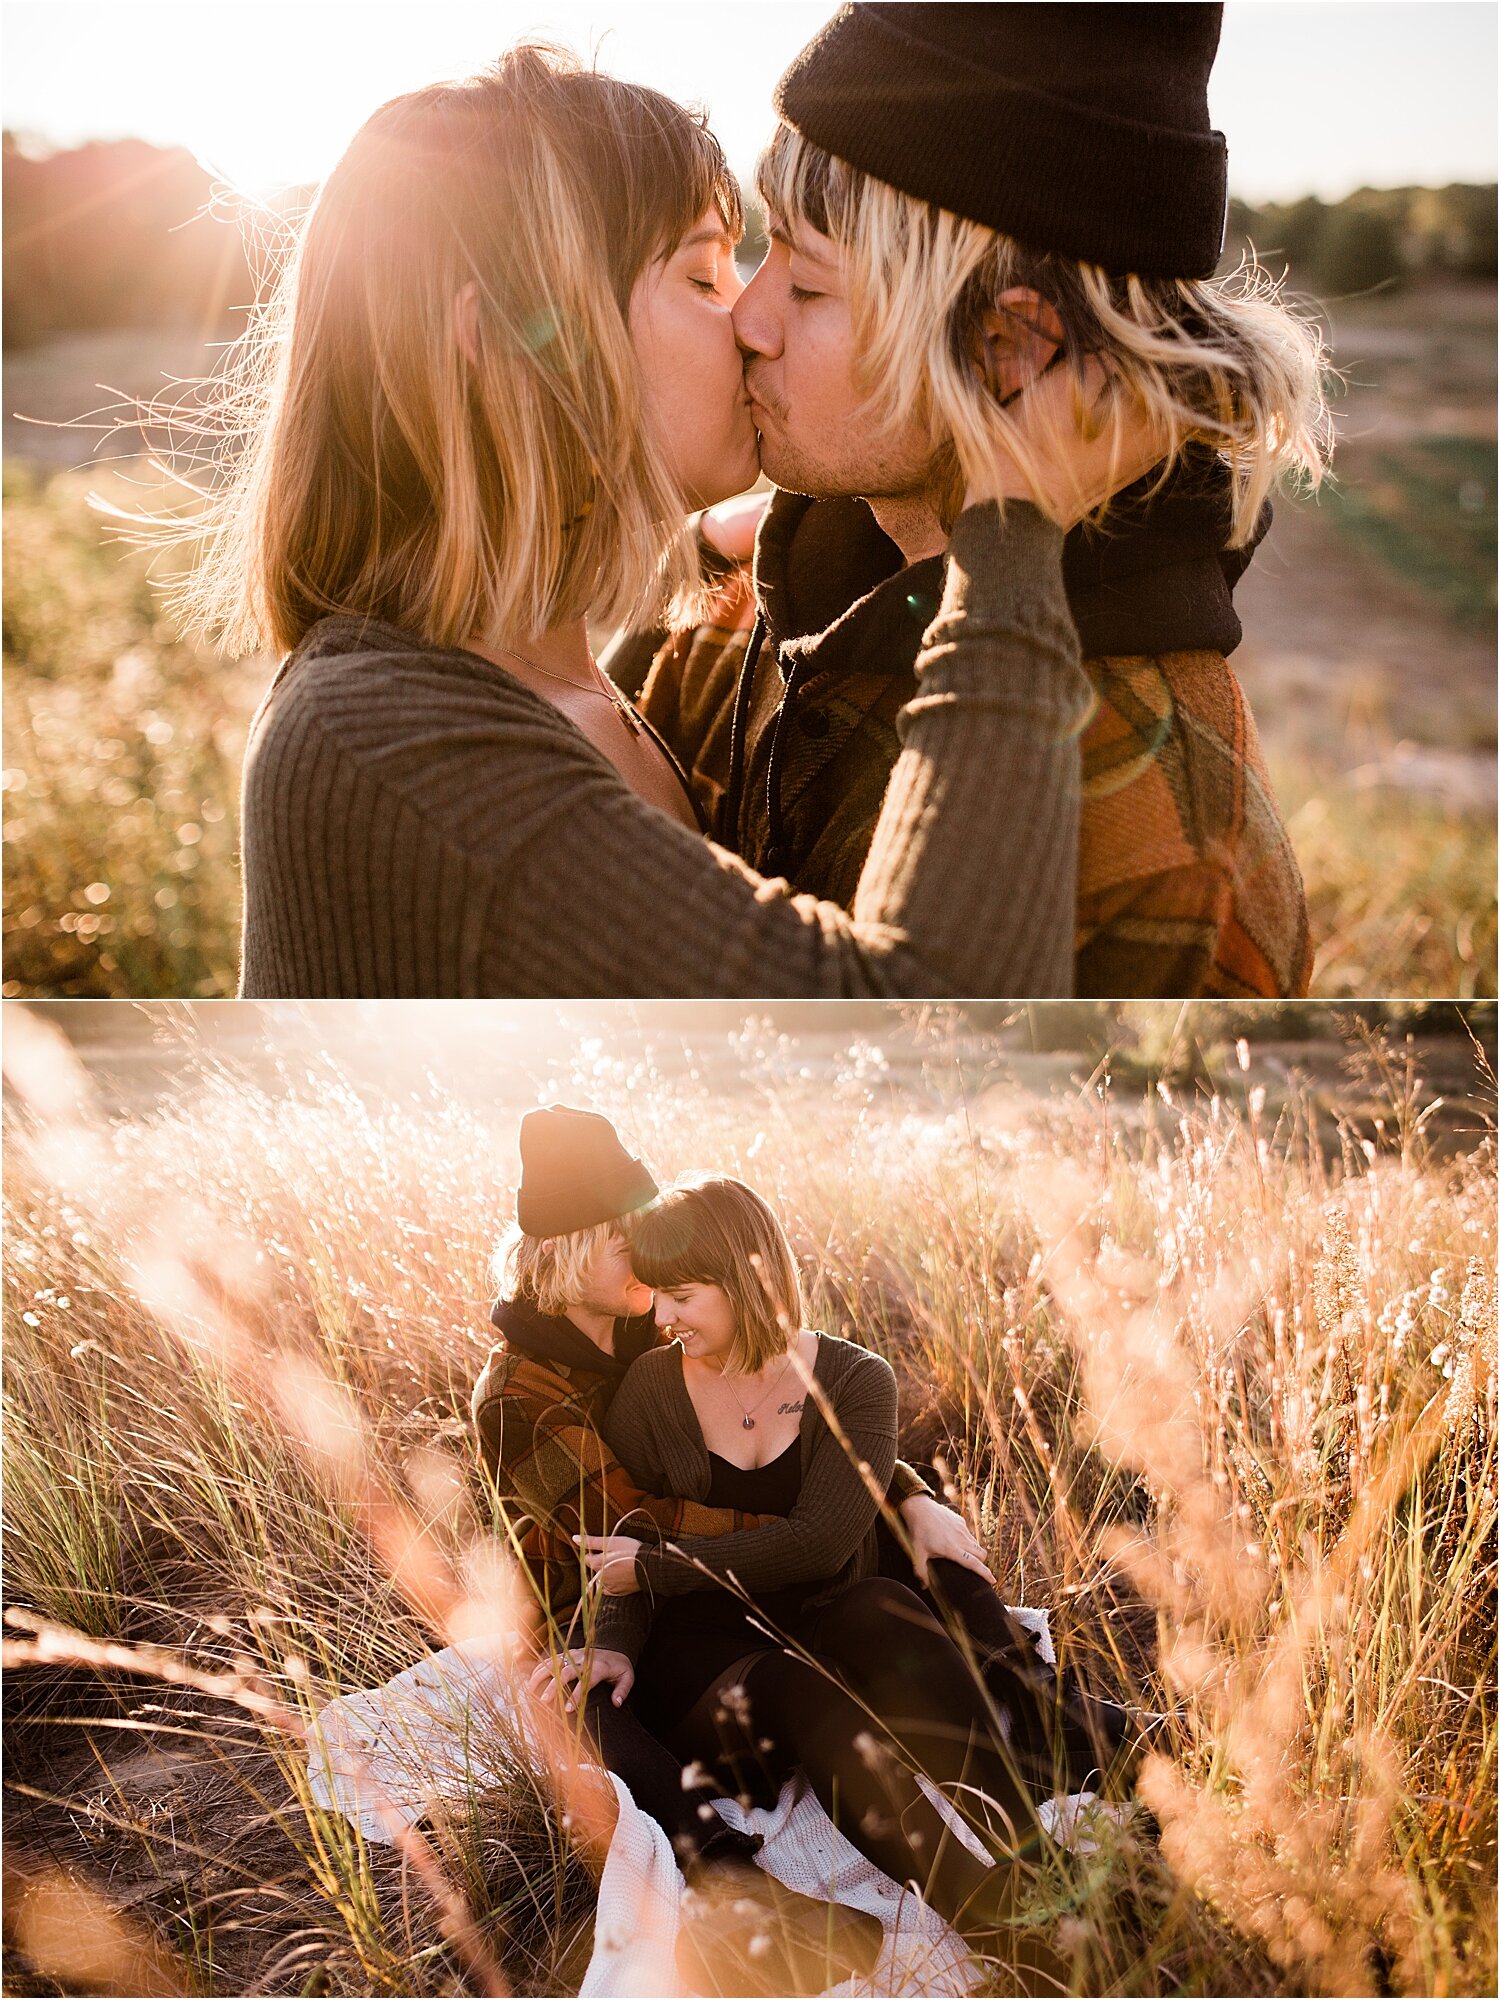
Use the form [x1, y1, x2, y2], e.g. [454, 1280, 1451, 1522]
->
[576, 1533, 644, 1595]
[899, 1491, 995, 1587]
[527, 1646, 635, 1713]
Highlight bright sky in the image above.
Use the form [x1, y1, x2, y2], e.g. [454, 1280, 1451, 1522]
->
[2, 0, 1495, 204]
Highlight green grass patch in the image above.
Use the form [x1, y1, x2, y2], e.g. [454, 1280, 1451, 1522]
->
[1274, 757, 1498, 1000]
[2, 462, 263, 997]
[1325, 435, 1497, 628]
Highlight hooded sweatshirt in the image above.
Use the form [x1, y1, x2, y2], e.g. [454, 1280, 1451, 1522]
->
[636, 453, 1312, 999]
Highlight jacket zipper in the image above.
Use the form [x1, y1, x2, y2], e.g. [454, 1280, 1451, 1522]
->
[762, 655, 810, 879]
[724, 612, 766, 845]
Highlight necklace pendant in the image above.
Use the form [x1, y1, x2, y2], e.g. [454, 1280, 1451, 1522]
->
[742, 1415, 756, 1430]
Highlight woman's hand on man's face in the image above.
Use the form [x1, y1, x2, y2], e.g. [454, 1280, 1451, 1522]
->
[576, 1532, 644, 1594]
[965, 353, 1171, 528]
[527, 1646, 635, 1712]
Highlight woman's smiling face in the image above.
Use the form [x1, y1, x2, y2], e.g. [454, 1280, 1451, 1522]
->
[651, 1279, 738, 1366]
[628, 209, 761, 510]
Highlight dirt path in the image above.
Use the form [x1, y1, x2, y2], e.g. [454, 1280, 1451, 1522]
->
[1235, 497, 1496, 794]
[1232, 280, 1495, 794]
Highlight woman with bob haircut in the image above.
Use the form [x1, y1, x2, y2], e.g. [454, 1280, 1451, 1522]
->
[532, 1174, 1068, 1963]
[161, 41, 1168, 1001]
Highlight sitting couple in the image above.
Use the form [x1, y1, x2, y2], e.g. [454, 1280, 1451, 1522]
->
[222, 3, 1327, 1000]
[472, 1107, 1138, 1992]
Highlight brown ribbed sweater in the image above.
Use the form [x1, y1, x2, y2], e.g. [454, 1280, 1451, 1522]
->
[593, 1332, 898, 1662]
[238, 503, 1087, 998]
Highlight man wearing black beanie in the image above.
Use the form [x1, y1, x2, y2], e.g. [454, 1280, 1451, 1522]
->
[474, 1101, 1147, 1983]
[619, 3, 1328, 1000]
[470, 1101, 1013, 1991]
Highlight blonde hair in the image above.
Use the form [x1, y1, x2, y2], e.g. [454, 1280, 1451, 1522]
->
[757, 123, 1332, 542]
[145, 44, 742, 657]
[627, 1176, 802, 1378]
[494, 1219, 621, 1322]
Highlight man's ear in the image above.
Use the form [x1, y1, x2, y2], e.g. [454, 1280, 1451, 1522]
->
[977, 286, 1065, 402]
[453, 280, 480, 367]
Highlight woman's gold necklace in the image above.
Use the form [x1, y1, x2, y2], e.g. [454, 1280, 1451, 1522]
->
[717, 1351, 797, 1431]
[492, 642, 643, 737]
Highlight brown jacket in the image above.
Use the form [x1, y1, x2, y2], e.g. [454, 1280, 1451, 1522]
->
[633, 469, 1312, 999]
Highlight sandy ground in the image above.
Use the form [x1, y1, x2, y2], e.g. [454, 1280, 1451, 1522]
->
[1232, 282, 1496, 801]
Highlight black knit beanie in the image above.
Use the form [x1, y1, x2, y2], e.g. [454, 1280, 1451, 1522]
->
[515, 1106, 658, 1238]
[775, 3, 1229, 278]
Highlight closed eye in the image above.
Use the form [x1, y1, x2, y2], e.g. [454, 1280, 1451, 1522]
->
[788, 284, 822, 304]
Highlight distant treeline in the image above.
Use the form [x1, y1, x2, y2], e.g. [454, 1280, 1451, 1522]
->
[1224, 182, 1498, 294]
[2, 134, 301, 350]
[4, 130, 1496, 351]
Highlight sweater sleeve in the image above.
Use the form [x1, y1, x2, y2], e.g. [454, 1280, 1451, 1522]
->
[889, 1459, 933, 1506]
[241, 503, 1086, 999]
[590, 1586, 652, 1664]
[476, 504, 1085, 999]
[615, 1347, 900, 1602]
[532, 1405, 784, 1546]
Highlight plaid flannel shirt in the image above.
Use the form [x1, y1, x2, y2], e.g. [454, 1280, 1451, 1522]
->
[471, 1327, 776, 1620]
[638, 561, 1312, 1000]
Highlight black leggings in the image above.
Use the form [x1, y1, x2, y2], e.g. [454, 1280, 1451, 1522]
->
[581, 1685, 761, 1871]
[898, 1547, 1134, 1796]
[667, 1634, 995, 1924]
[581, 1551, 1127, 1886]
[809, 1575, 1039, 1853]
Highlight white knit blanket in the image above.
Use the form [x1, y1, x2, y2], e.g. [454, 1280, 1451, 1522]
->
[305, 1610, 1114, 1998]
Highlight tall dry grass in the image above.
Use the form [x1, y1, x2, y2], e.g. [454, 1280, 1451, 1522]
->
[2, 1009, 1495, 1996]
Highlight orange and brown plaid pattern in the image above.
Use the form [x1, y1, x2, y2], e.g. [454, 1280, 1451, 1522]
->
[1076, 655, 1312, 997]
[640, 567, 1313, 999]
[471, 1337, 774, 1619]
